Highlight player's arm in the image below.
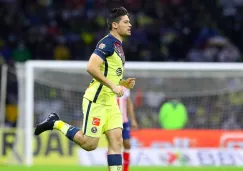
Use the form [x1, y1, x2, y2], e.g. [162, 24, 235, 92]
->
[120, 78, 136, 89]
[86, 54, 123, 97]
[127, 96, 138, 129]
[87, 54, 115, 89]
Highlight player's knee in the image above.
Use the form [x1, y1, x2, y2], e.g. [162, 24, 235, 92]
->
[114, 134, 123, 148]
[74, 132, 86, 145]
[83, 143, 97, 151]
[123, 140, 131, 149]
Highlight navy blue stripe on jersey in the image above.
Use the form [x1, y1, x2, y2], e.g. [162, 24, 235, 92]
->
[104, 58, 108, 76]
[93, 84, 103, 103]
[83, 100, 92, 135]
[93, 59, 108, 102]
[93, 49, 106, 60]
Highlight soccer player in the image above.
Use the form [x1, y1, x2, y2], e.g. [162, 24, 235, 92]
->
[117, 87, 138, 171]
[34, 7, 134, 171]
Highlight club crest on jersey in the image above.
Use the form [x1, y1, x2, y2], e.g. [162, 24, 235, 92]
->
[114, 42, 125, 65]
[98, 43, 106, 49]
[91, 127, 97, 133]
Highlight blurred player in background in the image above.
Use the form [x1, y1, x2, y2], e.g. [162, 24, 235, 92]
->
[117, 87, 138, 171]
[34, 7, 135, 171]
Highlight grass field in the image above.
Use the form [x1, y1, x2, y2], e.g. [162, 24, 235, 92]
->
[1, 166, 243, 171]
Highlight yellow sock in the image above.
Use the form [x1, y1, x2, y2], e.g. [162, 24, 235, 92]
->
[53, 120, 71, 135]
[109, 166, 122, 171]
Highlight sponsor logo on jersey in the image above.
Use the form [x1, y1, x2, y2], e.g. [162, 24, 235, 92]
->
[116, 68, 122, 76]
[92, 117, 101, 126]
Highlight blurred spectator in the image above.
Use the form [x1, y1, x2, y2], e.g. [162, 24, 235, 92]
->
[0, 39, 12, 63]
[187, 47, 204, 62]
[12, 42, 31, 62]
[217, 42, 240, 62]
[5, 104, 18, 127]
[0, 0, 241, 62]
[1, 0, 243, 129]
[159, 99, 188, 130]
[53, 39, 71, 60]
[222, 115, 241, 130]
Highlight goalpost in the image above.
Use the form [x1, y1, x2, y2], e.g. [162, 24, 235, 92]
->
[0, 64, 8, 127]
[14, 61, 243, 166]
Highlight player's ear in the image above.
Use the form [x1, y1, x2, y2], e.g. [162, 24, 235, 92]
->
[112, 22, 118, 29]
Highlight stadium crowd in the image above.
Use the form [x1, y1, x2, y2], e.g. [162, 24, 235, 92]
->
[0, 0, 242, 63]
[1, 0, 243, 129]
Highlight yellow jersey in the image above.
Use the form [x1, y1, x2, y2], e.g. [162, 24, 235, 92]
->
[83, 34, 125, 105]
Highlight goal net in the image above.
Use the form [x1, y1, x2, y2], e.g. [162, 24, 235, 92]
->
[12, 61, 243, 165]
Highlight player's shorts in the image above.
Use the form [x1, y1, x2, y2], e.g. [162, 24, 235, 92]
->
[82, 97, 123, 137]
[122, 121, 131, 140]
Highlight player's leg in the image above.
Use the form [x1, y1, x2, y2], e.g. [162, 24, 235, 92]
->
[122, 121, 131, 171]
[75, 98, 106, 150]
[34, 114, 100, 151]
[104, 103, 123, 171]
[54, 117, 100, 151]
[105, 128, 123, 171]
[34, 98, 104, 151]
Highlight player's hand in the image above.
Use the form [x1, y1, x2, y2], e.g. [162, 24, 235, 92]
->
[112, 86, 124, 97]
[123, 78, 136, 89]
[131, 119, 138, 130]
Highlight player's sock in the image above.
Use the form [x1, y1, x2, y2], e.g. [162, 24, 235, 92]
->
[123, 150, 130, 171]
[54, 120, 80, 141]
[107, 154, 122, 171]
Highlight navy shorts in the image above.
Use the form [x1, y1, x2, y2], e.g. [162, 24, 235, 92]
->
[122, 121, 131, 140]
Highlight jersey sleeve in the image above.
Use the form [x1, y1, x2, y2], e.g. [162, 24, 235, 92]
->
[93, 38, 114, 60]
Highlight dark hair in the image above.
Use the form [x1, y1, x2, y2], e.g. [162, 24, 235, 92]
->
[107, 7, 129, 30]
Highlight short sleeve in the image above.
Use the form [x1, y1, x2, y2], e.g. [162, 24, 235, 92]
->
[93, 38, 114, 60]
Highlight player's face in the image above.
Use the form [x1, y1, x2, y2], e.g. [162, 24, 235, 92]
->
[116, 15, 132, 37]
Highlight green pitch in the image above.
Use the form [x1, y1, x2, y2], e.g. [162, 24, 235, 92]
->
[1, 166, 243, 171]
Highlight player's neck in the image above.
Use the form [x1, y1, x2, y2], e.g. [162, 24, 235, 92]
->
[110, 31, 123, 43]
